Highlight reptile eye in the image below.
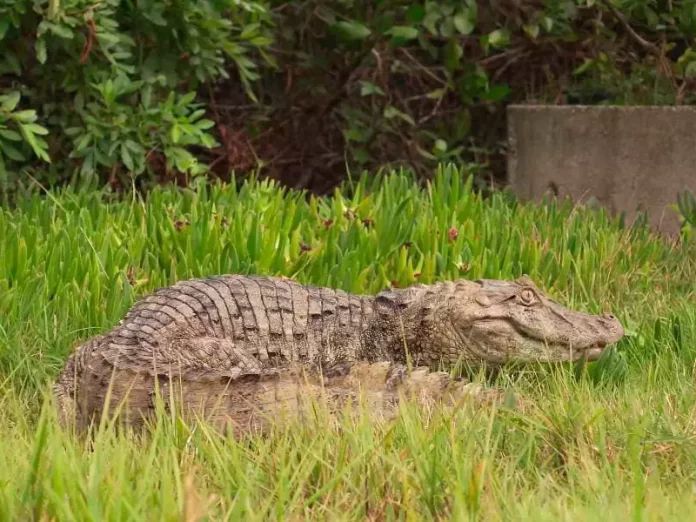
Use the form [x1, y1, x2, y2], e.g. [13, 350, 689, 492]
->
[520, 288, 536, 305]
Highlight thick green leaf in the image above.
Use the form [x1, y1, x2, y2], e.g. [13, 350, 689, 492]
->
[195, 119, 216, 130]
[11, 110, 37, 124]
[0, 129, 22, 142]
[74, 133, 92, 153]
[331, 20, 371, 41]
[23, 123, 49, 136]
[359, 81, 385, 97]
[170, 124, 181, 144]
[0, 91, 21, 112]
[48, 22, 74, 39]
[0, 140, 25, 161]
[18, 124, 50, 162]
[523, 24, 540, 39]
[48, 0, 61, 20]
[124, 139, 145, 155]
[454, 11, 475, 35]
[121, 144, 134, 171]
[385, 26, 420, 40]
[488, 29, 510, 48]
[178, 92, 197, 107]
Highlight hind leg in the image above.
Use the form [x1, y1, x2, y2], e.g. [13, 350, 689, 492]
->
[321, 362, 509, 415]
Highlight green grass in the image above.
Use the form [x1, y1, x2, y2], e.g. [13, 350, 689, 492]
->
[0, 165, 694, 520]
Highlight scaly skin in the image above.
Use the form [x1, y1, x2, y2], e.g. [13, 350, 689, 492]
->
[53, 274, 625, 434]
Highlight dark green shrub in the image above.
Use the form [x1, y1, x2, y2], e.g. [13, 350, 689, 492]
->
[4, 0, 696, 192]
[0, 0, 274, 190]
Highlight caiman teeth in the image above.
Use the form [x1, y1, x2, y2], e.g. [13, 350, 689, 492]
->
[584, 341, 607, 350]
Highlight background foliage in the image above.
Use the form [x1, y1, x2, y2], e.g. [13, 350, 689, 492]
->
[2, 0, 696, 193]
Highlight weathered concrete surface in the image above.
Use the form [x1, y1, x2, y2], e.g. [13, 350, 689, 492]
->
[507, 105, 696, 236]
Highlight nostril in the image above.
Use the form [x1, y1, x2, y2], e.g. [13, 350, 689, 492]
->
[604, 313, 616, 320]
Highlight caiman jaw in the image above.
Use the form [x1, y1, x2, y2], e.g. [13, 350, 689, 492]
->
[583, 342, 607, 361]
[537, 340, 609, 363]
[555, 340, 610, 362]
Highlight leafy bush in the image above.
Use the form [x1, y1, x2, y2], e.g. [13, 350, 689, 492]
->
[0, 0, 274, 190]
[0, 91, 50, 183]
[4, 0, 696, 191]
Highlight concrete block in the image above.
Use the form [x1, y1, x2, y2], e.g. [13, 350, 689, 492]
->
[507, 105, 696, 236]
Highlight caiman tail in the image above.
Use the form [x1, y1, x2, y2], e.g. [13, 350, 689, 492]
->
[52, 336, 102, 430]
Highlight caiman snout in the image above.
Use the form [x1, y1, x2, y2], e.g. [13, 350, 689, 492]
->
[580, 312, 625, 361]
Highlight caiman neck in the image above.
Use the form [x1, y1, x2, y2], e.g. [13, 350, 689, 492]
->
[357, 296, 433, 364]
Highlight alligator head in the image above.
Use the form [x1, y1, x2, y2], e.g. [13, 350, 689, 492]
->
[381, 275, 626, 367]
[446, 275, 625, 365]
